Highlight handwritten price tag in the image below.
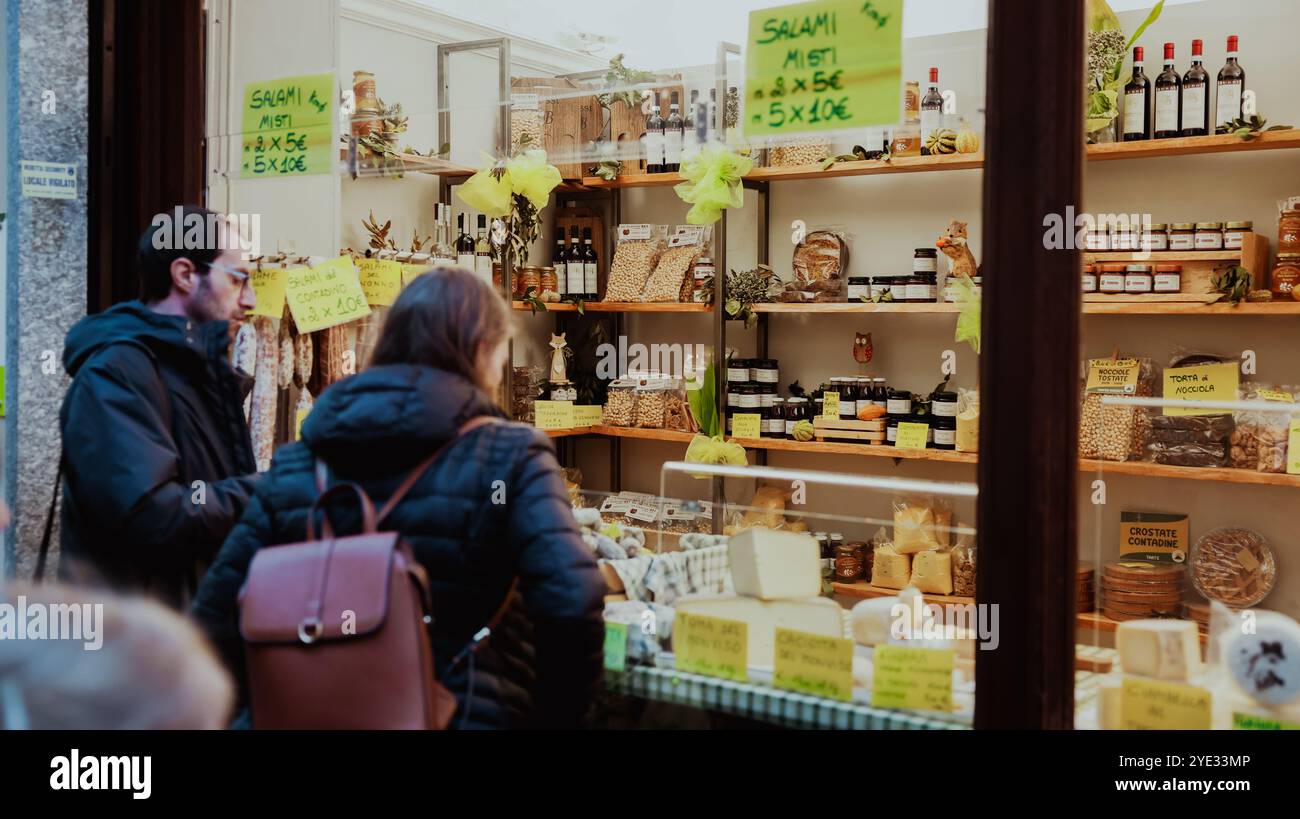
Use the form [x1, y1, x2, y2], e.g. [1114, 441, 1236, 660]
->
[1163, 362, 1240, 417]
[1232, 712, 1300, 730]
[1121, 678, 1212, 730]
[401, 263, 428, 287]
[773, 628, 853, 701]
[295, 406, 310, 441]
[895, 422, 929, 449]
[1289, 418, 1300, 476]
[821, 391, 840, 418]
[872, 644, 954, 712]
[533, 401, 575, 430]
[744, 0, 903, 139]
[240, 73, 333, 179]
[357, 259, 403, 306]
[732, 413, 763, 439]
[604, 622, 629, 672]
[285, 256, 371, 333]
[675, 612, 748, 683]
[571, 405, 604, 427]
[248, 266, 288, 318]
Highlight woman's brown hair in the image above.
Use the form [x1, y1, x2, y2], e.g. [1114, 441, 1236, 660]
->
[369, 266, 512, 391]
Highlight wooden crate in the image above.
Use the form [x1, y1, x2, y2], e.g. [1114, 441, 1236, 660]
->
[1082, 232, 1271, 297]
[608, 81, 685, 174]
[813, 417, 886, 432]
[511, 77, 602, 180]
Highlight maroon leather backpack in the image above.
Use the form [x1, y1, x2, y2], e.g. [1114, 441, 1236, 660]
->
[238, 417, 512, 729]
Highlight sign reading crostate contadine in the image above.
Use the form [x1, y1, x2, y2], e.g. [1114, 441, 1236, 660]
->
[744, 0, 903, 140]
[20, 161, 78, 199]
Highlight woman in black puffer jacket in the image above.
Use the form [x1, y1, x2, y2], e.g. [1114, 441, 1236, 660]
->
[192, 268, 605, 729]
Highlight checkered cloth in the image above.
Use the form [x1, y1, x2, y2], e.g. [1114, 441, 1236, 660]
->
[605, 666, 969, 730]
[603, 544, 732, 605]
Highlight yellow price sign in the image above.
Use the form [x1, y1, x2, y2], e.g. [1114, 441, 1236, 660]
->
[1163, 362, 1239, 417]
[1121, 678, 1212, 730]
[357, 259, 403, 306]
[1085, 358, 1140, 394]
[1289, 419, 1300, 475]
[674, 612, 748, 683]
[571, 405, 604, 427]
[872, 644, 954, 712]
[248, 266, 288, 318]
[732, 413, 763, 439]
[773, 627, 853, 701]
[285, 256, 371, 333]
[1233, 712, 1300, 730]
[604, 622, 629, 673]
[895, 421, 929, 449]
[821, 391, 840, 418]
[401, 263, 429, 287]
[533, 400, 575, 430]
[240, 73, 334, 179]
[295, 407, 310, 441]
[744, 0, 903, 139]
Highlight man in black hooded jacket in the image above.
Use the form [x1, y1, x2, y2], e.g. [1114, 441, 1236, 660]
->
[57, 206, 259, 609]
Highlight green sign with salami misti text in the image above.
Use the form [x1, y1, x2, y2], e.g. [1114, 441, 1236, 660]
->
[745, 0, 903, 139]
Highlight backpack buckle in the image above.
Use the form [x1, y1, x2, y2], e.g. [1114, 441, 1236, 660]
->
[298, 617, 324, 645]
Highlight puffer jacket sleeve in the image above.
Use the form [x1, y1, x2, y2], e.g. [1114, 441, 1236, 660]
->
[191, 482, 276, 692]
[502, 428, 605, 728]
[62, 346, 256, 566]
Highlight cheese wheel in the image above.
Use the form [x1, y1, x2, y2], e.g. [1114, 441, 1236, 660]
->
[1224, 610, 1300, 706]
[850, 596, 901, 646]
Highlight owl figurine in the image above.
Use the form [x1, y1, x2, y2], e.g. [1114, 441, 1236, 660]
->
[853, 332, 873, 369]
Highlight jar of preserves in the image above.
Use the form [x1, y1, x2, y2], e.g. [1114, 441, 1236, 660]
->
[1223, 221, 1252, 250]
[1153, 263, 1182, 293]
[834, 542, 862, 581]
[886, 388, 913, 417]
[814, 532, 831, 562]
[1082, 263, 1098, 293]
[492, 262, 504, 291]
[752, 358, 780, 385]
[692, 256, 714, 302]
[913, 248, 938, 274]
[1168, 223, 1197, 251]
[1271, 254, 1300, 300]
[887, 275, 908, 302]
[726, 358, 750, 384]
[1111, 223, 1137, 251]
[932, 390, 959, 419]
[768, 397, 786, 438]
[886, 415, 901, 444]
[1084, 228, 1110, 251]
[758, 384, 775, 409]
[857, 378, 874, 410]
[932, 416, 957, 450]
[906, 272, 938, 303]
[726, 384, 741, 410]
[539, 266, 558, 294]
[872, 377, 889, 408]
[516, 266, 541, 298]
[870, 274, 893, 301]
[1280, 210, 1300, 255]
[1099, 263, 1127, 293]
[1194, 222, 1224, 250]
[1124, 264, 1153, 294]
[1141, 223, 1169, 252]
[785, 397, 809, 437]
[837, 377, 858, 419]
[737, 385, 759, 411]
[847, 276, 871, 301]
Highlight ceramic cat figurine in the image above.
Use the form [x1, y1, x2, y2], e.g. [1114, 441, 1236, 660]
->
[936, 219, 978, 281]
[549, 332, 569, 384]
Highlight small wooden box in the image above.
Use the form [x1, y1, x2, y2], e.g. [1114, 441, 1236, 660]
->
[554, 207, 607, 283]
[511, 77, 603, 180]
[814, 417, 886, 432]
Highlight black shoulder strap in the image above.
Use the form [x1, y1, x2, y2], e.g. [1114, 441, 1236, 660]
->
[37, 339, 170, 581]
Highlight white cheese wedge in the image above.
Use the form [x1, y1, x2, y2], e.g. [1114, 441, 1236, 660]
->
[674, 594, 844, 668]
[1223, 610, 1300, 706]
[1117, 619, 1203, 681]
[850, 596, 901, 646]
[727, 527, 821, 600]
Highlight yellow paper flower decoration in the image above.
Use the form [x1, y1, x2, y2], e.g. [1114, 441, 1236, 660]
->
[455, 152, 512, 218]
[508, 149, 562, 210]
[673, 144, 754, 225]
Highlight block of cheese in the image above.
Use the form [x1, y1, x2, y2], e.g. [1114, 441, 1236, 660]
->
[911, 549, 954, 595]
[850, 596, 901, 646]
[1116, 619, 1203, 681]
[674, 594, 844, 668]
[871, 545, 912, 590]
[1223, 610, 1300, 706]
[727, 527, 820, 600]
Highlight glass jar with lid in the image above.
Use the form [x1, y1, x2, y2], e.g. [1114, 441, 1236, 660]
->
[886, 388, 913, 417]
[1271, 254, 1300, 299]
[1168, 223, 1196, 251]
[1153, 263, 1182, 293]
[837, 377, 859, 419]
[856, 378, 874, 410]
[768, 397, 786, 438]
[913, 248, 938, 274]
[834, 542, 863, 581]
[1223, 221, 1252, 250]
[847, 276, 871, 301]
[1111, 222, 1137, 251]
[1194, 222, 1224, 250]
[752, 358, 779, 385]
[737, 385, 759, 411]
[726, 358, 750, 385]
[1099, 263, 1127, 293]
[1082, 263, 1098, 293]
[932, 390, 959, 419]
[932, 416, 957, 450]
[1141, 223, 1169, 252]
[539, 266, 558, 295]
[887, 275, 908, 302]
[516, 266, 541, 298]
[1280, 210, 1300, 254]
[784, 397, 809, 437]
[870, 274, 893, 302]
[908, 272, 938, 303]
[758, 384, 776, 409]
[1084, 227, 1110, 251]
[872, 377, 889, 408]
[1124, 264, 1153, 294]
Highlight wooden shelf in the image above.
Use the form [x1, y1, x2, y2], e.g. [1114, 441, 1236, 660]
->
[1083, 301, 1300, 315]
[543, 427, 594, 438]
[752, 302, 962, 314]
[741, 437, 979, 462]
[1084, 128, 1300, 161]
[1080, 459, 1300, 488]
[749, 152, 984, 181]
[511, 301, 712, 313]
[1077, 611, 1208, 645]
[577, 172, 684, 189]
[339, 148, 474, 177]
[592, 425, 696, 443]
[832, 582, 974, 606]
[1084, 250, 1242, 263]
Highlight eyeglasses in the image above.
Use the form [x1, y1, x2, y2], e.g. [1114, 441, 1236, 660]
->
[203, 260, 253, 291]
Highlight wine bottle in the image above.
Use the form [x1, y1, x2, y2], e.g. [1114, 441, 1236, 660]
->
[551, 234, 567, 295]
[1154, 43, 1182, 139]
[705, 88, 718, 145]
[582, 228, 599, 300]
[920, 67, 943, 155]
[682, 89, 700, 163]
[664, 93, 683, 173]
[644, 100, 665, 174]
[1181, 39, 1210, 137]
[474, 214, 493, 287]
[1122, 46, 1151, 141]
[455, 213, 475, 270]
[433, 203, 455, 265]
[1215, 35, 1245, 132]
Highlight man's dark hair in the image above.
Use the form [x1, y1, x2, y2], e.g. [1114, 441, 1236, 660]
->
[138, 205, 225, 303]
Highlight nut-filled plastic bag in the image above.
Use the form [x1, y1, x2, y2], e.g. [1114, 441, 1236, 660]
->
[602, 378, 638, 427]
[634, 377, 667, 429]
[952, 539, 977, 597]
[1233, 383, 1298, 473]
[603, 224, 668, 302]
[1078, 355, 1160, 462]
